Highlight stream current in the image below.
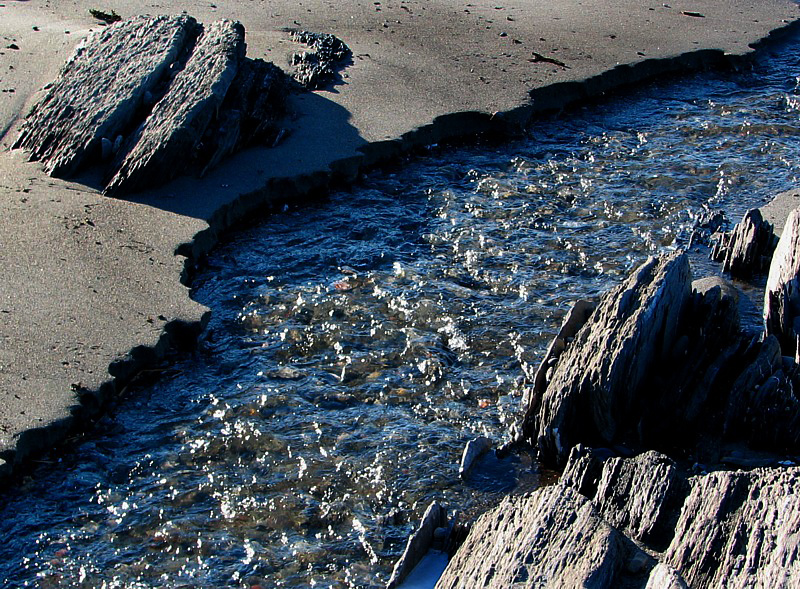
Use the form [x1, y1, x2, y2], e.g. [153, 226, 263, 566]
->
[4, 34, 800, 589]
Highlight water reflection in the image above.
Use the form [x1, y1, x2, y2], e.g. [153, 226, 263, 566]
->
[3, 36, 800, 588]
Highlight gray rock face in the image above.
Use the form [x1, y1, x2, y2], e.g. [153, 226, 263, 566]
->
[592, 451, 686, 549]
[435, 484, 651, 589]
[561, 448, 687, 552]
[712, 208, 777, 278]
[12, 15, 199, 177]
[665, 467, 800, 589]
[556, 447, 800, 588]
[765, 207, 800, 359]
[14, 15, 288, 196]
[388, 502, 448, 589]
[105, 19, 245, 195]
[525, 250, 800, 465]
[526, 253, 691, 465]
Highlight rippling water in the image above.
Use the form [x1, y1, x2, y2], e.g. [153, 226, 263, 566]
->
[4, 35, 800, 588]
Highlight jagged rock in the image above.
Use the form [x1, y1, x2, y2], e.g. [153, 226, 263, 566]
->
[12, 15, 199, 177]
[196, 57, 287, 176]
[14, 16, 288, 196]
[289, 30, 351, 89]
[524, 249, 800, 464]
[525, 253, 691, 465]
[644, 564, 689, 589]
[711, 208, 777, 278]
[388, 502, 447, 589]
[688, 208, 727, 248]
[105, 20, 245, 195]
[523, 298, 595, 413]
[665, 467, 800, 588]
[558, 448, 800, 587]
[765, 207, 800, 359]
[458, 436, 491, 479]
[435, 484, 654, 589]
[560, 443, 607, 498]
[563, 448, 687, 550]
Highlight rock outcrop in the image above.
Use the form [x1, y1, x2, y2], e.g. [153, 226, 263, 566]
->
[523, 251, 800, 466]
[288, 30, 352, 89]
[440, 444, 800, 589]
[711, 208, 777, 278]
[665, 466, 800, 588]
[388, 502, 448, 589]
[765, 207, 800, 359]
[524, 253, 692, 464]
[14, 15, 288, 196]
[559, 446, 800, 589]
[13, 15, 199, 178]
[436, 484, 655, 589]
[443, 209, 800, 587]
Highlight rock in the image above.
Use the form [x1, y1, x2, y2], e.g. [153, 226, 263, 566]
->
[645, 563, 689, 589]
[525, 253, 691, 465]
[196, 57, 287, 176]
[387, 501, 448, 589]
[522, 298, 595, 419]
[665, 467, 800, 588]
[560, 443, 606, 498]
[105, 19, 246, 196]
[558, 448, 800, 587]
[13, 15, 200, 177]
[711, 208, 777, 278]
[765, 207, 800, 358]
[100, 137, 113, 161]
[436, 484, 654, 589]
[458, 436, 492, 479]
[522, 248, 800, 463]
[89, 9, 122, 24]
[14, 16, 288, 196]
[688, 208, 726, 248]
[586, 451, 687, 550]
[289, 30, 352, 89]
[691, 275, 740, 304]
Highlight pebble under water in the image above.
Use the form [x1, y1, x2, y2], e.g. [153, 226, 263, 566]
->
[4, 35, 800, 589]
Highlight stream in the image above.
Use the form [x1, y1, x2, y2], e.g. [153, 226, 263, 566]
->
[3, 33, 800, 589]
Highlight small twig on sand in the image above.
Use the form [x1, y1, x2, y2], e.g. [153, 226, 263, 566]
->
[529, 51, 569, 69]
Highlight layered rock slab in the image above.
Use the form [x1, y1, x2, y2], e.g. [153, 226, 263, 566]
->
[435, 484, 651, 589]
[105, 19, 245, 195]
[524, 251, 800, 466]
[13, 16, 288, 197]
[561, 446, 800, 589]
[711, 208, 777, 278]
[524, 253, 691, 464]
[765, 207, 800, 358]
[12, 15, 199, 177]
[665, 466, 800, 588]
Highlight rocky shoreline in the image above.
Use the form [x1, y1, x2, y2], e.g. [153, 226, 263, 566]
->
[432, 205, 800, 587]
[1, 0, 799, 484]
[2, 2, 800, 586]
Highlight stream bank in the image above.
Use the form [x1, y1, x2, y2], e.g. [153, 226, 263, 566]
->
[0, 0, 799, 482]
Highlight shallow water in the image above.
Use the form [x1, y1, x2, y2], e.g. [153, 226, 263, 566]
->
[3, 35, 800, 589]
